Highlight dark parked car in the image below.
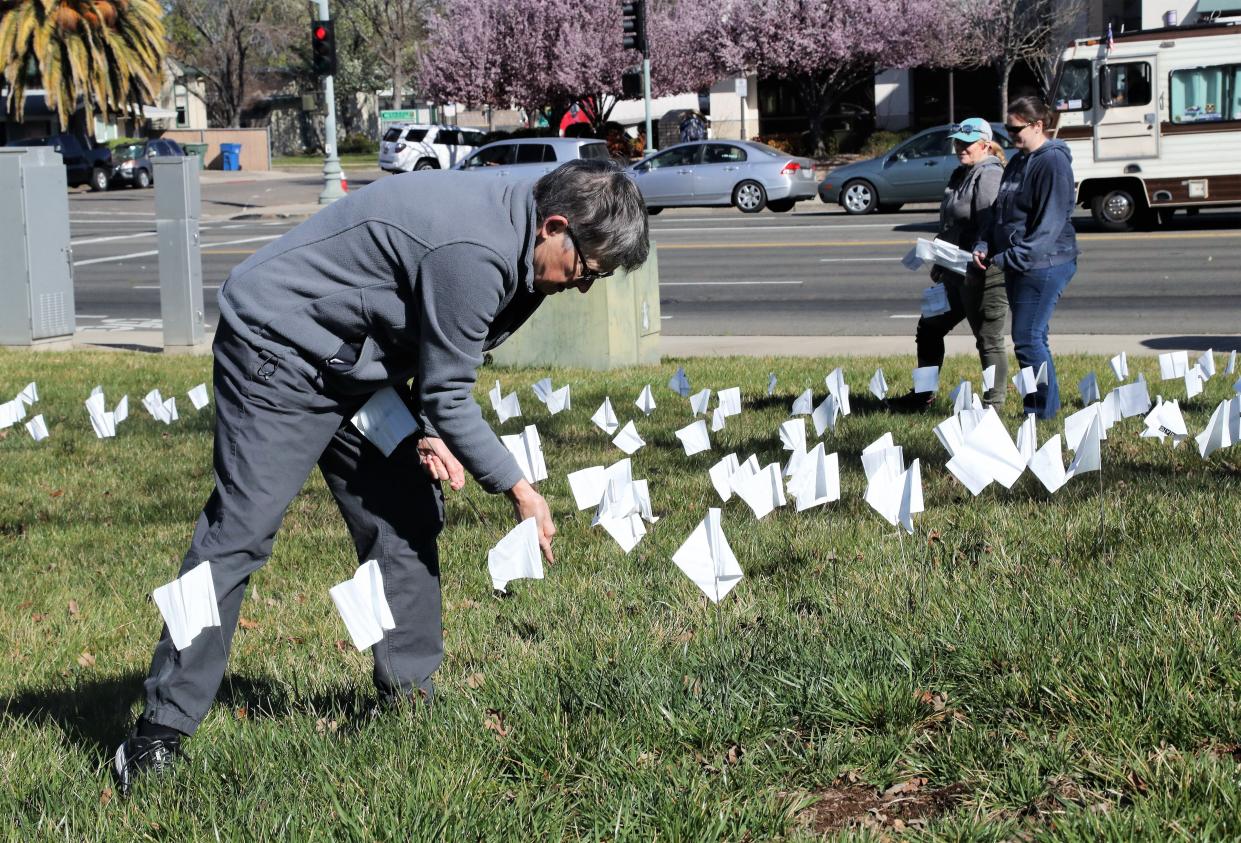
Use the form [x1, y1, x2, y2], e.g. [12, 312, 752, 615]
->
[111, 138, 186, 189]
[4, 132, 114, 191]
[818, 123, 1013, 214]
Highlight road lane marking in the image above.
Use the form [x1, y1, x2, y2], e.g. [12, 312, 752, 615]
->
[819, 257, 899, 262]
[73, 235, 280, 266]
[653, 222, 936, 233]
[72, 231, 157, 245]
[889, 314, 920, 319]
[68, 209, 155, 217]
[132, 285, 220, 290]
[658, 230, 1241, 250]
[661, 281, 803, 286]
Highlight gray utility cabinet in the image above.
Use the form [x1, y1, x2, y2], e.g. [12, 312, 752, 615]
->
[154, 156, 206, 348]
[0, 147, 75, 347]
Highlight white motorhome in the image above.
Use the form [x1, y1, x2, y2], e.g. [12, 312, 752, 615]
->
[1050, 21, 1241, 230]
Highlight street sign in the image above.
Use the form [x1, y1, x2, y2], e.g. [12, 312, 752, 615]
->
[380, 109, 417, 121]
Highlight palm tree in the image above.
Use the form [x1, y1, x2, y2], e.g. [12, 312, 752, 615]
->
[1, 0, 165, 130]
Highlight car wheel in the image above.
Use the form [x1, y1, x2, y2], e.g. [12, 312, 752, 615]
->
[134, 168, 151, 189]
[414, 159, 438, 171]
[1090, 187, 1141, 232]
[732, 180, 767, 213]
[767, 199, 796, 213]
[646, 206, 663, 216]
[89, 167, 110, 192]
[841, 179, 877, 214]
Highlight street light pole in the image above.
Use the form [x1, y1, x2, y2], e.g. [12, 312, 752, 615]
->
[316, 0, 345, 205]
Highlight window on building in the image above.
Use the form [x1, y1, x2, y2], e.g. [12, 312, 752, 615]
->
[1054, 60, 1093, 111]
[1100, 61, 1152, 107]
[1169, 65, 1240, 123]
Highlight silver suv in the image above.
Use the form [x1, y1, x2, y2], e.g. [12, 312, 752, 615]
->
[378, 124, 486, 173]
[454, 137, 611, 180]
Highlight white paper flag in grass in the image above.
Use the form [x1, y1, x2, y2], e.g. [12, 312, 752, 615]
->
[612, 420, 645, 455]
[487, 518, 543, 593]
[188, 383, 210, 411]
[635, 384, 657, 416]
[672, 508, 743, 604]
[501, 424, 547, 484]
[674, 419, 711, 456]
[591, 397, 619, 434]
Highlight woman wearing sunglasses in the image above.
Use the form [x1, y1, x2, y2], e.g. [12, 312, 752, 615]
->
[890, 117, 1009, 412]
[973, 95, 1079, 420]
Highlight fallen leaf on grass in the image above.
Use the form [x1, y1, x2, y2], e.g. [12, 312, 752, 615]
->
[466, 672, 485, 689]
[68, 600, 80, 618]
[99, 787, 113, 806]
[725, 744, 744, 766]
[31, 612, 46, 623]
[238, 616, 259, 630]
[315, 718, 339, 734]
[882, 777, 927, 798]
[915, 689, 947, 712]
[483, 709, 510, 739]
[235, 707, 247, 720]
[49, 489, 64, 498]
[17, 600, 31, 611]
[334, 639, 349, 653]
[76, 651, 96, 668]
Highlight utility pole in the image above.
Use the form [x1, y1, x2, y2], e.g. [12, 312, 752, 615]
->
[314, 0, 345, 205]
[622, 0, 653, 153]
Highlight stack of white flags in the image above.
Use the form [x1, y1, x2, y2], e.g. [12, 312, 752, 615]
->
[567, 457, 634, 511]
[591, 476, 657, 552]
[672, 508, 743, 604]
[861, 433, 923, 533]
[142, 389, 178, 424]
[1028, 404, 1103, 493]
[786, 443, 840, 511]
[942, 408, 1028, 495]
[501, 424, 548, 484]
[330, 559, 396, 650]
[488, 518, 543, 593]
[85, 386, 128, 439]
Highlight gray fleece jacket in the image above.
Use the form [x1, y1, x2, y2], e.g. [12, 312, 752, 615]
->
[937, 155, 1002, 277]
[217, 171, 545, 494]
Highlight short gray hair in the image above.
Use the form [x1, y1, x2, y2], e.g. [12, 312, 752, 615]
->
[534, 158, 650, 272]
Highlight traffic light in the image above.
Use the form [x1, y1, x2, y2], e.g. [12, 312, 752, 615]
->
[621, 0, 646, 54]
[311, 20, 337, 76]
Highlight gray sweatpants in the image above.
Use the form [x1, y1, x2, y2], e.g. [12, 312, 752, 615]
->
[142, 323, 444, 735]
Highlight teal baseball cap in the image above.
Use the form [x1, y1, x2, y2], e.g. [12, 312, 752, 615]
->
[948, 117, 993, 143]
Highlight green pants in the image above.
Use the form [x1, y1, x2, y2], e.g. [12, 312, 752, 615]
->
[915, 267, 1010, 406]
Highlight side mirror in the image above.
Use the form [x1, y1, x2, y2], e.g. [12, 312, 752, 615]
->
[1097, 67, 1113, 108]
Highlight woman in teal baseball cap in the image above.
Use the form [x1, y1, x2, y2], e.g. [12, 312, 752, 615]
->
[890, 117, 1010, 411]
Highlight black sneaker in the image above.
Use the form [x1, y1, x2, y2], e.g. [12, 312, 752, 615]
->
[113, 734, 182, 796]
[887, 390, 935, 413]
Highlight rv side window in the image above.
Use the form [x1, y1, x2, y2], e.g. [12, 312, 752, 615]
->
[1099, 62, 1152, 108]
[1169, 65, 1240, 123]
[1054, 60, 1092, 111]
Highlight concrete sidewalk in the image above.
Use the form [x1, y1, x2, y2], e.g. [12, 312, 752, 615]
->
[67, 329, 1240, 357]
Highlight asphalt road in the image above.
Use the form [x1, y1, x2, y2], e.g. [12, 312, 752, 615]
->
[66, 166, 1241, 338]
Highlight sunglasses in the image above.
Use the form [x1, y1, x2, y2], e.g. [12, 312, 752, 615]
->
[1004, 121, 1037, 135]
[566, 226, 614, 285]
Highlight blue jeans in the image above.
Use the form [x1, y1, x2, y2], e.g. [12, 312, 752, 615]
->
[1007, 260, 1075, 419]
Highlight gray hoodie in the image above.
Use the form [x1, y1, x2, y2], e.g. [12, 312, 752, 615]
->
[217, 171, 544, 494]
[937, 155, 1003, 258]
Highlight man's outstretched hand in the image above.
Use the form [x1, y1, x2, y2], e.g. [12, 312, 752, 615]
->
[506, 479, 556, 563]
[415, 437, 465, 490]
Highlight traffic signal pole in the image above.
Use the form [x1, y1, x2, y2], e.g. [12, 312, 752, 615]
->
[315, 0, 345, 205]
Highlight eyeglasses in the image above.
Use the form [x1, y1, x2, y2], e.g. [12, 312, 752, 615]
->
[566, 226, 614, 285]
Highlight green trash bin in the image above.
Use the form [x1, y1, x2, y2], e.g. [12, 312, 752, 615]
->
[184, 143, 208, 169]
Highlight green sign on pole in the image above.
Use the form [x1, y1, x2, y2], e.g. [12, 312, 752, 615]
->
[380, 109, 417, 121]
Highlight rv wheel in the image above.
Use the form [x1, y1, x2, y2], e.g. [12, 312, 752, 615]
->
[1090, 187, 1141, 232]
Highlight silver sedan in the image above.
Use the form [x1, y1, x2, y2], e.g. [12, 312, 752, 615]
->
[628, 141, 817, 214]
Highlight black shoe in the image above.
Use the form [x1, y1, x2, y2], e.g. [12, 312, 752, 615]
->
[887, 390, 935, 413]
[113, 734, 182, 796]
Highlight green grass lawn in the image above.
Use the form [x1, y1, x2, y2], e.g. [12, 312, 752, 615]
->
[2, 349, 1240, 840]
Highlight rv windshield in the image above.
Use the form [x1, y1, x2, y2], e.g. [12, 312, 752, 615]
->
[1054, 60, 1093, 112]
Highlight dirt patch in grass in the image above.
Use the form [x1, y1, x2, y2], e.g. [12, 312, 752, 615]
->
[795, 777, 970, 836]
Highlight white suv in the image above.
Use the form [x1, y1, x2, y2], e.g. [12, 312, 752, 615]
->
[378, 124, 486, 173]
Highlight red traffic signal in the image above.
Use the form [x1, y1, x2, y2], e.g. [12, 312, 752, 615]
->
[311, 20, 336, 76]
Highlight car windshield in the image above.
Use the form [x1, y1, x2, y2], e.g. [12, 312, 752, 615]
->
[115, 144, 144, 161]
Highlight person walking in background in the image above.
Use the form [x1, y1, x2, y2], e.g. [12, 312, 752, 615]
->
[973, 95, 1079, 420]
[889, 117, 1008, 411]
[678, 112, 707, 144]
